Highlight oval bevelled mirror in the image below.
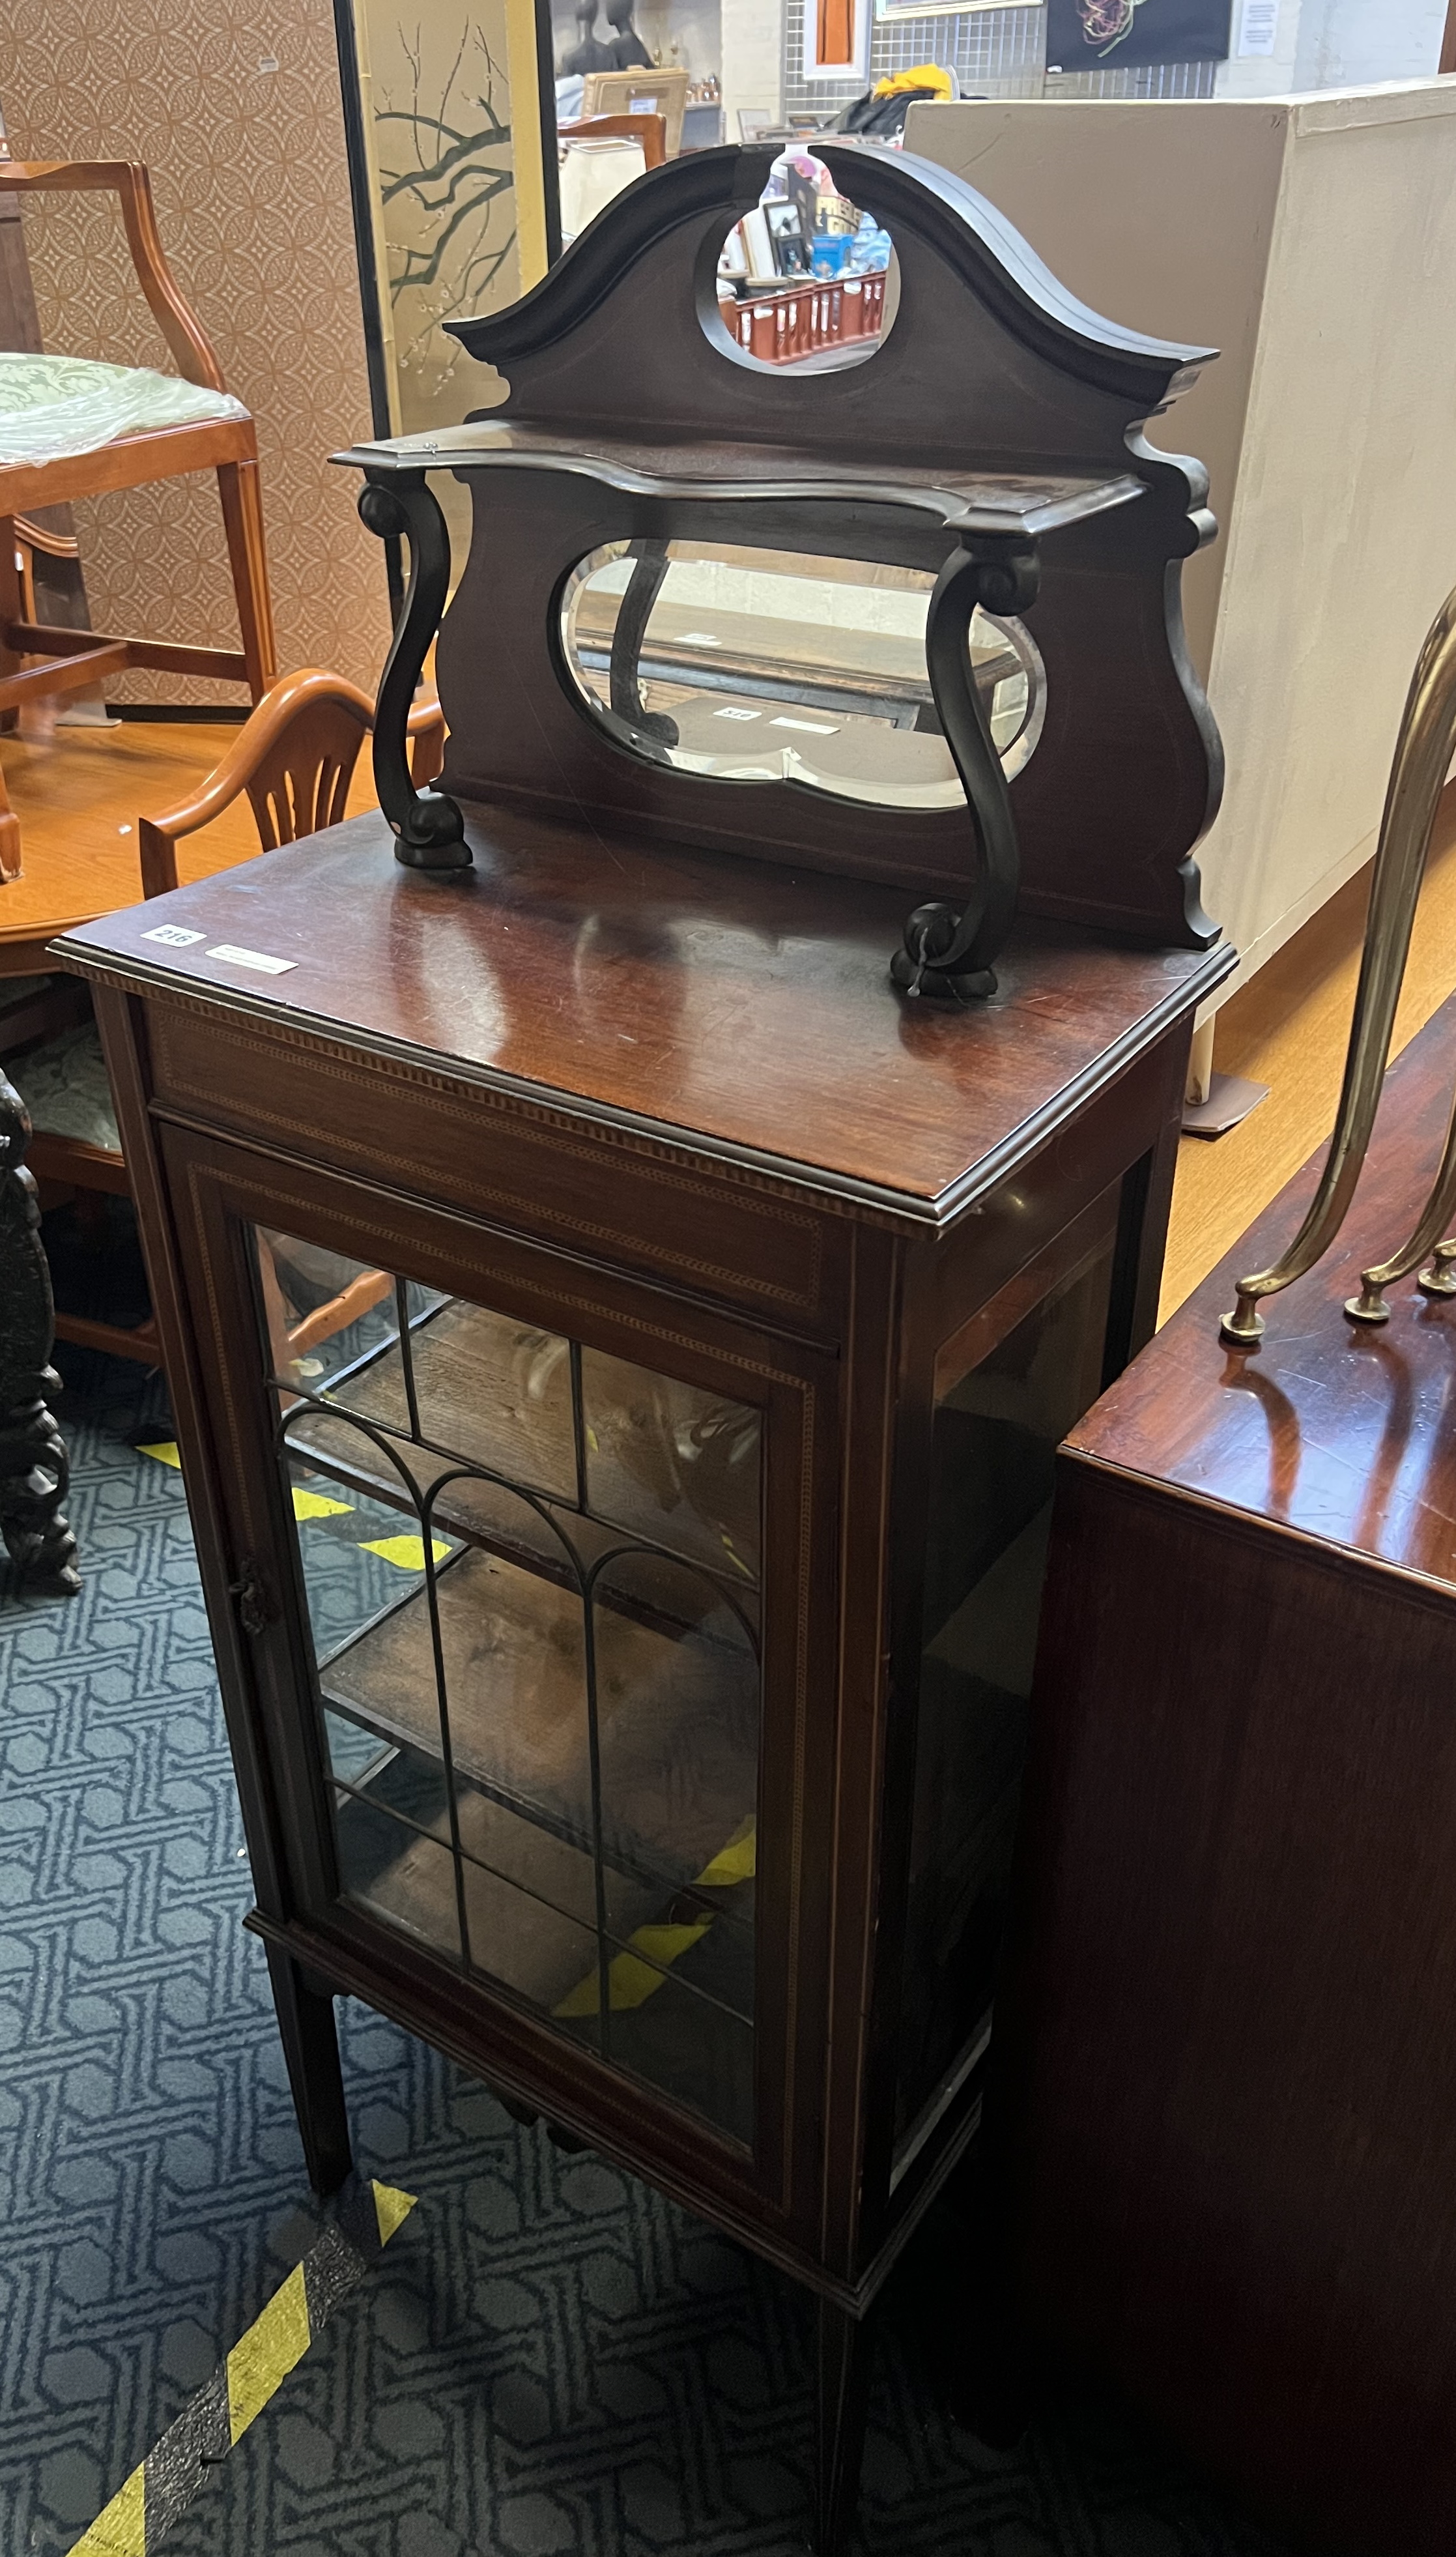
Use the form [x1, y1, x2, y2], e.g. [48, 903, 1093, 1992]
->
[558, 541, 1046, 811]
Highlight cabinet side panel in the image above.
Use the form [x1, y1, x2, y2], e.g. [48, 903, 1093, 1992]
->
[999, 1458, 1456, 2557]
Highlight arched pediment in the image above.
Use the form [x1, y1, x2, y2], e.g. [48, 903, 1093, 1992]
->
[448, 140, 1215, 470]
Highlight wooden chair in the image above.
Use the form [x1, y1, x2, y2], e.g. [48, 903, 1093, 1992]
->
[11, 667, 444, 1363]
[0, 156, 280, 880]
[558, 112, 668, 169]
[580, 67, 689, 155]
[12, 512, 80, 629]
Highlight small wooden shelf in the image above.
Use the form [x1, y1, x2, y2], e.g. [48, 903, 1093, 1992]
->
[338, 418, 1144, 539]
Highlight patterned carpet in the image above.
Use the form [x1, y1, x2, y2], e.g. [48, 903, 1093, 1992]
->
[1, 1334, 1290, 2557]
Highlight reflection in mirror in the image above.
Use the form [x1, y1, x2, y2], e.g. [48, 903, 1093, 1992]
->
[560, 541, 1046, 809]
[714, 151, 892, 372]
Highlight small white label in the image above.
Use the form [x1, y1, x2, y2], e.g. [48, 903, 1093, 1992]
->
[1237, 0, 1278, 54]
[629, 93, 655, 112]
[676, 631, 722, 647]
[713, 706, 760, 722]
[143, 924, 205, 947]
[205, 942, 297, 975]
[771, 715, 838, 734]
[257, 52, 279, 71]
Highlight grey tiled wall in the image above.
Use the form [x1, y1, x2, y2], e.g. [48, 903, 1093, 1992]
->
[781, 3, 1216, 119]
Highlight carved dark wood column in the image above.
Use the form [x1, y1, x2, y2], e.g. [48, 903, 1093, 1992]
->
[0, 1067, 79, 1595]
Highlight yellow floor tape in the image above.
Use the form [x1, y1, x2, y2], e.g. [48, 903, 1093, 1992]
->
[69, 2178, 416, 2557]
[359, 1534, 451, 1570]
[554, 1816, 756, 2018]
[139, 1445, 451, 1566]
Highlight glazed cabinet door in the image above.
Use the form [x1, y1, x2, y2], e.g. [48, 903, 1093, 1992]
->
[869, 1176, 1128, 2236]
[159, 1125, 840, 2242]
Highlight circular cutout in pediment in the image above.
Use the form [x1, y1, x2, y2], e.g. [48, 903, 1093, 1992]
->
[710, 154, 898, 375]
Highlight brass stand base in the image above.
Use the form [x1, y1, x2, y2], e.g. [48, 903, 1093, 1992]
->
[1220, 1293, 1265, 1346]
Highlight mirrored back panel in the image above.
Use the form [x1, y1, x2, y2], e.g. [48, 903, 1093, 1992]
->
[560, 539, 1046, 811]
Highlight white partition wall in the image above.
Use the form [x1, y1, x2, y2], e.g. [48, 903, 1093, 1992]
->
[907, 85, 1456, 1002]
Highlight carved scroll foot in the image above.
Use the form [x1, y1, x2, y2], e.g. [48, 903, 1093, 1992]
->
[357, 476, 470, 874]
[892, 903, 999, 1004]
[0, 1069, 78, 1595]
[891, 542, 1039, 1006]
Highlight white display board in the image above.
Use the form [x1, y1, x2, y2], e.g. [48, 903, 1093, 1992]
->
[908, 84, 1456, 1007]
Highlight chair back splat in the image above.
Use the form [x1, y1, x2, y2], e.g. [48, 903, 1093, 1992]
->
[13, 665, 445, 1367]
[137, 667, 445, 895]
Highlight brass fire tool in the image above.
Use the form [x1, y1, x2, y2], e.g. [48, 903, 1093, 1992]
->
[1221, 585, 1456, 1346]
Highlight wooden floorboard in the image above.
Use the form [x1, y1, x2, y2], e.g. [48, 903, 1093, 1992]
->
[1161, 788, 1456, 1320]
[8, 715, 1455, 1331]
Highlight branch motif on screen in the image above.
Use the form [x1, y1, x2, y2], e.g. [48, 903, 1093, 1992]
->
[375, 22, 517, 396]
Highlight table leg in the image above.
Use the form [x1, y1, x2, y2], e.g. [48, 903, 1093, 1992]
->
[0, 521, 23, 876]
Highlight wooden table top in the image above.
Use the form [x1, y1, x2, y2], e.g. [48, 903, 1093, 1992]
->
[0, 717, 378, 970]
[57, 800, 1230, 1221]
[1072, 986, 1456, 1589]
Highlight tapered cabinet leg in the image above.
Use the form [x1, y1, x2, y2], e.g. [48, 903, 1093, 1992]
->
[816, 2298, 873, 2556]
[264, 1941, 352, 2195]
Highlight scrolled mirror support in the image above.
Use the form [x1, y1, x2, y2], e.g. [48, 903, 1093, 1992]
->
[609, 540, 679, 748]
[357, 473, 470, 873]
[1221, 583, 1456, 1345]
[891, 540, 1038, 1004]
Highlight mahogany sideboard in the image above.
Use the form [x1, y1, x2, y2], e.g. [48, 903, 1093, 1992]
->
[57, 803, 1229, 2547]
[995, 984, 1456, 2557]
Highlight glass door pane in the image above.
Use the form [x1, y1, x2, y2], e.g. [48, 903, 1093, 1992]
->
[252, 1223, 762, 2148]
[892, 1186, 1121, 2176]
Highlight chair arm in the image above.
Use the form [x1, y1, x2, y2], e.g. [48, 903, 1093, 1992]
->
[137, 667, 375, 877]
[135, 667, 446, 896]
[558, 113, 667, 169]
[12, 515, 80, 561]
[0, 160, 227, 392]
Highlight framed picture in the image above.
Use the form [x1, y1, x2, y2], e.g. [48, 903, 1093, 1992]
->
[874, 0, 1040, 23]
[765, 201, 813, 276]
[1046, 0, 1231, 67]
[803, 0, 872, 79]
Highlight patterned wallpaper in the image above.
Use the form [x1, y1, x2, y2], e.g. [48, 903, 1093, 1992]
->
[2, 0, 395, 702]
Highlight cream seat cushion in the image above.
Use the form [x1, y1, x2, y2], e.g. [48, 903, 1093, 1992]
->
[0, 350, 248, 469]
[10, 1022, 121, 1151]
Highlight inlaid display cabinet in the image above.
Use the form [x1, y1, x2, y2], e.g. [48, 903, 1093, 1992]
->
[59, 144, 1231, 2548]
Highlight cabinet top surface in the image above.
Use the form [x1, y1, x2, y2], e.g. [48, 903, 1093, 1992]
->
[57, 805, 1226, 1219]
[1070, 989, 1456, 1589]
